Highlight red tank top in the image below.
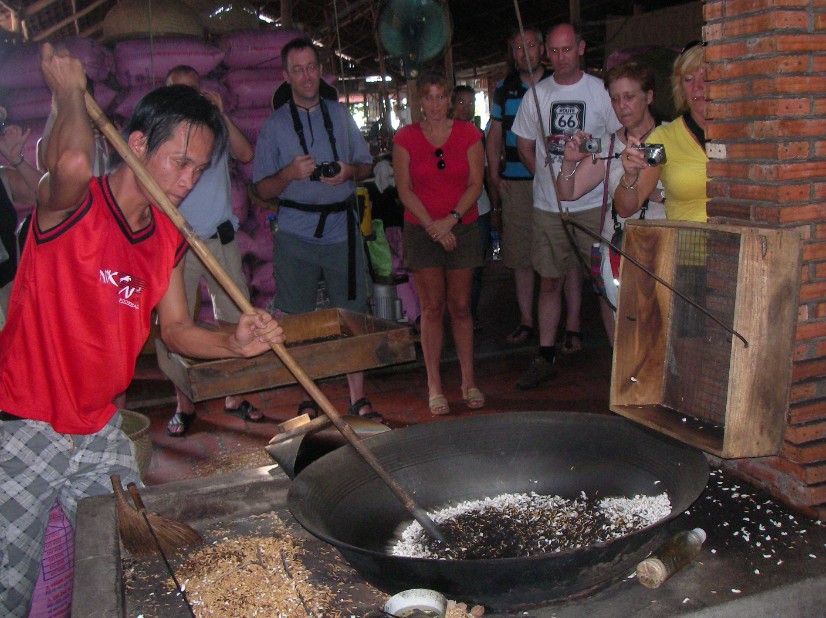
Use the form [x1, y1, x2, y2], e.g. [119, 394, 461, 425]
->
[0, 177, 187, 434]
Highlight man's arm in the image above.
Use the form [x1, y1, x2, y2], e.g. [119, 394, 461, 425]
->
[201, 89, 254, 164]
[254, 154, 315, 200]
[38, 43, 94, 227]
[517, 137, 537, 177]
[0, 125, 42, 205]
[156, 262, 284, 359]
[486, 119, 508, 190]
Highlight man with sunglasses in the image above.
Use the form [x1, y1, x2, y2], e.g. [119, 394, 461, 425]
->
[512, 22, 620, 390]
[252, 38, 381, 421]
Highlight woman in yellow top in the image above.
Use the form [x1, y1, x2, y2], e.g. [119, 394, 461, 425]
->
[613, 43, 707, 222]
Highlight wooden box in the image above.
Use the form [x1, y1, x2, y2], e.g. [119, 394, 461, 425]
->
[156, 309, 416, 402]
[610, 220, 802, 459]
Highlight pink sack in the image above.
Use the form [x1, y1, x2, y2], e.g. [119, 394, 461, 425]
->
[3, 87, 52, 122]
[250, 261, 275, 295]
[112, 79, 230, 119]
[248, 223, 274, 263]
[219, 29, 305, 69]
[223, 69, 284, 110]
[229, 107, 272, 145]
[113, 38, 224, 88]
[230, 175, 250, 226]
[0, 38, 113, 89]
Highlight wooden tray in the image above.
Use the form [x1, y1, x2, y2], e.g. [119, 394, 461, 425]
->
[156, 309, 416, 402]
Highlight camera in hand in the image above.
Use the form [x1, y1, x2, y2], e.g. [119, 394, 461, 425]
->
[310, 161, 342, 181]
[579, 137, 602, 154]
[633, 143, 667, 166]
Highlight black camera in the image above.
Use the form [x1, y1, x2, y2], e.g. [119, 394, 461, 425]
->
[579, 137, 602, 154]
[310, 161, 341, 181]
[634, 143, 667, 166]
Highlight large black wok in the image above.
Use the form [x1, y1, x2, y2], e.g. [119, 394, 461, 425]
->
[288, 412, 709, 609]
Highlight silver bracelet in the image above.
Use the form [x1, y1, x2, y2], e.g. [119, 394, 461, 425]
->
[558, 164, 578, 181]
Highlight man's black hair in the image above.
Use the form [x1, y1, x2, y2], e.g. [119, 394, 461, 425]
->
[280, 37, 320, 67]
[109, 85, 227, 168]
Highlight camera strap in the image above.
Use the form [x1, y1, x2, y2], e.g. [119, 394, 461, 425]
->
[288, 98, 340, 162]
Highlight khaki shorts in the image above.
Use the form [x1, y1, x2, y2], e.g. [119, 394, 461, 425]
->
[531, 207, 601, 279]
[499, 180, 534, 269]
[183, 237, 250, 322]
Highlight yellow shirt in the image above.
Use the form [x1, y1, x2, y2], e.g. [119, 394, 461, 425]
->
[649, 117, 709, 222]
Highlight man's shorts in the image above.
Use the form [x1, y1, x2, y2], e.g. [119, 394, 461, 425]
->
[183, 237, 249, 323]
[499, 179, 534, 269]
[531, 207, 601, 279]
[272, 230, 368, 315]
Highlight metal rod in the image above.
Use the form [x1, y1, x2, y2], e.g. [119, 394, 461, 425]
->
[563, 214, 749, 348]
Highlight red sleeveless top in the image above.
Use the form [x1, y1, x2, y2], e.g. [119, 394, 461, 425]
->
[0, 177, 187, 434]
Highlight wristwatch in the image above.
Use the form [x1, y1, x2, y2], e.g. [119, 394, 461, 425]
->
[449, 210, 462, 223]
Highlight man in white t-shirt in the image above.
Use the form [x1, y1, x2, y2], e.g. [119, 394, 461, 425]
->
[511, 23, 620, 389]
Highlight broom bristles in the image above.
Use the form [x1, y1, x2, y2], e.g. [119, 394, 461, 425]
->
[111, 475, 202, 557]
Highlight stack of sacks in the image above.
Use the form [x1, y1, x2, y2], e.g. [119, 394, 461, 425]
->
[0, 38, 115, 221]
[219, 29, 304, 309]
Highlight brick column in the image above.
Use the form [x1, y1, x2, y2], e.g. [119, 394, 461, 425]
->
[703, 0, 826, 518]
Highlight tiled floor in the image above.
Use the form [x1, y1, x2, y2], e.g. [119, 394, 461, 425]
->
[128, 261, 614, 486]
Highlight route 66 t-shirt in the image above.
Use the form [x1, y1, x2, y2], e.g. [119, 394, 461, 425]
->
[512, 72, 620, 214]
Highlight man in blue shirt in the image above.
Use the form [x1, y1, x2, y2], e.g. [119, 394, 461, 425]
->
[253, 38, 381, 421]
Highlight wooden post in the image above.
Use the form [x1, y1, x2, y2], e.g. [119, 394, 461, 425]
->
[280, 0, 293, 28]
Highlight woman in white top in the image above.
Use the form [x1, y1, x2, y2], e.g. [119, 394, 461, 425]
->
[556, 60, 666, 347]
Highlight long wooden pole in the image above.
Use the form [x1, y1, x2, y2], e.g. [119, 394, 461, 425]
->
[84, 93, 447, 544]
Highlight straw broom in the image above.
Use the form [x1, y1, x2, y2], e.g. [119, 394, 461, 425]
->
[110, 474, 201, 557]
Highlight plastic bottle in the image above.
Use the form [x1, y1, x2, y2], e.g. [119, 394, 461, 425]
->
[635, 528, 706, 588]
[490, 228, 502, 261]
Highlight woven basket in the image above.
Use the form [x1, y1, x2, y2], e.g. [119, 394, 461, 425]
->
[103, 0, 204, 42]
[121, 409, 152, 480]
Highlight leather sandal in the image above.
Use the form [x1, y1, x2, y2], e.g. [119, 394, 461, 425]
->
[297, 400, 320, 419]
[224, 400, 264, 422]
[166, 411, 195, 437]
[347, 397, 384, 422]
[461, 387, 485, 410]
[428, 394, 450, 416]
[506, 324, 533, 345]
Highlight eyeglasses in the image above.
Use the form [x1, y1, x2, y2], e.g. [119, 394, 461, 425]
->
[434, 148, 445, 170]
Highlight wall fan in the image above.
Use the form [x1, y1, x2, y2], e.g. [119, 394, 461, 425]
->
[378, 0, 451, 79]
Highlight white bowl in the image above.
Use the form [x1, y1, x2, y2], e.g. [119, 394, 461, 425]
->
[383, 588, 447, 617]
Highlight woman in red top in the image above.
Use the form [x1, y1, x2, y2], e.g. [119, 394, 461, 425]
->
[393, 72, 485, 415]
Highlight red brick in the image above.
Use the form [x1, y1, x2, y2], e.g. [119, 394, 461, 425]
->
[815, 262, 826, 279]
[777, 33, 826, 52]
[789, 382, 826, 404]
[778, 162, 826, 181]
[803, 242, 826, 261]
[800, 281, 826, 302]
[722, 141, 809, 159]
[711, 0, 815, 16]
[705, 42, 752, 63]
[793, 357, 826, 381]
[816, 302, 826, 319]
[814, 55, 826, 72]
[707, 55, 808, 80]
[776, 201, 818, 220]
[727, 458, 825, 508]
[763, 456, 826, 485]
[722, 11, 809, 37]
[706, 181, 729, 198]
[754, 118, 826, 138]
[814, 99, 826, 115]
[703, 1, 724, 21]
[707, 200, 754, 220]
[707, 161, 751, 178]
[706, 81, 753, 100]
[780, 438, 826, 464]
[706, 122, 751, 140]
[709, 98, 813, 118]
[795, 319, 826, 340]
[753, 76, 826, 96]
[785, 420, 826, 444]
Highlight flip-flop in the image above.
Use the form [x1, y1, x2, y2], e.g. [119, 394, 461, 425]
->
[297, 400, 321, 419]
[562, 330, 583, 354]
[166, 411, 195, 437]
[224, 400, 264, 423]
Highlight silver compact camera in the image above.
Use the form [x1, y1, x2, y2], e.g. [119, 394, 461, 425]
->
[634, 143, 667, 165]
[579, 137, 602, 154]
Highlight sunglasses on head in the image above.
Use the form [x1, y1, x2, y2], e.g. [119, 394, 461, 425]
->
[680, 40, 704, 55]
[434, 147, 445, 170]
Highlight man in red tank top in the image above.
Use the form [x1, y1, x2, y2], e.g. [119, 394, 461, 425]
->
[0, 44, 285, 617]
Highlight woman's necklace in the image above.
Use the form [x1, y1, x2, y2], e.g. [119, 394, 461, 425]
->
[623, 119, 656, 145]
